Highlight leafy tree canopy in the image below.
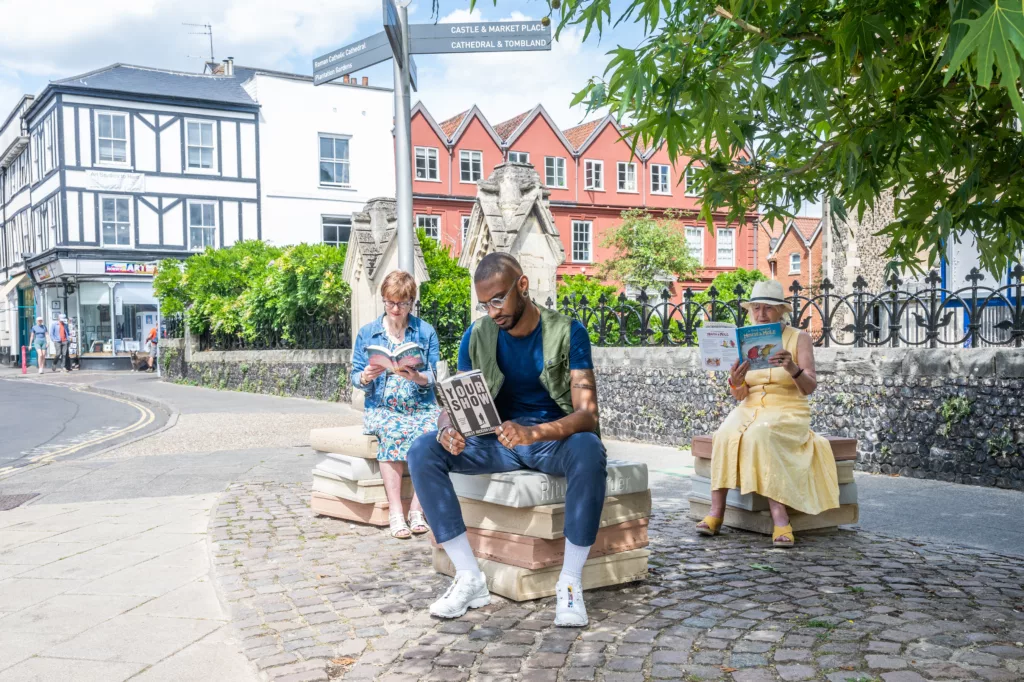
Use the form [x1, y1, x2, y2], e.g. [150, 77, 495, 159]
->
[556, 273, 620, 305]
[693, 267, 768, 321]
[473, 0, 1024, 277]
[600, 208, 701, 290]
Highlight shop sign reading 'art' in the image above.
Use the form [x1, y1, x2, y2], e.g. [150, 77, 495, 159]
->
[105, 262, 157, 275]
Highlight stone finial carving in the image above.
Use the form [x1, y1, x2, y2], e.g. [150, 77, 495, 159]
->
[342, 197, 430, 351]
[459, 163, 565, 317]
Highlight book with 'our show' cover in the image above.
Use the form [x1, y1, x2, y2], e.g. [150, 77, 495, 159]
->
[434, 371, 502, 437]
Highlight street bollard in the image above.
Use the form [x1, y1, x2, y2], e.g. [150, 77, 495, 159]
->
[21, 345, 27, 374]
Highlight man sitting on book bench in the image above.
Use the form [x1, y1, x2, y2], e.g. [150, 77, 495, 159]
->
[408, 252, 607, 627]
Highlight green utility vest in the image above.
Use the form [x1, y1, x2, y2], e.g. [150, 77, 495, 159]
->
[468, 307, 600, 438]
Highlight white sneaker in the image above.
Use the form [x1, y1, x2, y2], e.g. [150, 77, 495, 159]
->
[430, 571, 490, 619]
[554, 577, 588, 627]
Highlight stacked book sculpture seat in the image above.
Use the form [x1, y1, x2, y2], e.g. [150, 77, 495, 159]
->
[687, 434, 860, 533]
[431, 459, 652, 601]
[310, 426, 408, 526]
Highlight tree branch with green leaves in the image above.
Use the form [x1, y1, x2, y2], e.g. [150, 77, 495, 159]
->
[468, 0, 1024, 277]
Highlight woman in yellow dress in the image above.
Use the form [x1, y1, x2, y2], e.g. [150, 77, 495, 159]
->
[696, 280, 839, 547]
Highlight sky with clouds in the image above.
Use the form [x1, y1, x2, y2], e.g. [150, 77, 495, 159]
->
[0, 0, 646, 131]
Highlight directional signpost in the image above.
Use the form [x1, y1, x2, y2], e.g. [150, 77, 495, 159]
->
[312, 4, 552, 275]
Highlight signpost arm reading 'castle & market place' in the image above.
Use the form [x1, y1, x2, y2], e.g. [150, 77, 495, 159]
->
[312, 2, 551, 276]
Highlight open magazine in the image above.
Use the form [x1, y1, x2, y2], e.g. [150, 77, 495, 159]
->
[697, 322, 783, 371]
[434, 370, 502, 437]
[366, 342, 425, 372]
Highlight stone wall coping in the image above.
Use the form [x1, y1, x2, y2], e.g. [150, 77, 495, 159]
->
[594, 345, 1024, 378]
[159, 338, 184, 350]
[189, 349, 353, 364]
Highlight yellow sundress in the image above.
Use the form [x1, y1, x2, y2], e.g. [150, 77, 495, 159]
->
[710, 325, 840, 515]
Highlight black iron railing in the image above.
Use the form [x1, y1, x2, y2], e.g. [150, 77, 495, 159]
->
[533, 267, 1024, 348]
[178, 265, 1024, 353]
[162, 313, 185, 339]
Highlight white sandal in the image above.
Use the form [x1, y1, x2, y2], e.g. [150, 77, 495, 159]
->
[389, 512, 411, 539]
[408, 510, 429, 535]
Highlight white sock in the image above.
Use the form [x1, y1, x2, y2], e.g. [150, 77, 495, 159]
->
[441, 533, 481, 576]
[560, 539, 592, 583]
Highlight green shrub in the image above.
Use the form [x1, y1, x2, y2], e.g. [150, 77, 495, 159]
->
[153, 241, 350, 344]
[692, 268, 767, 323]
[417, 229, 470, 367]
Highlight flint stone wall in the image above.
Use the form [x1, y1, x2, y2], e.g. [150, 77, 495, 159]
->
[594, 346, 1024, 490]
[159, 338, 1024, 490]
[159, 340, 353, 404]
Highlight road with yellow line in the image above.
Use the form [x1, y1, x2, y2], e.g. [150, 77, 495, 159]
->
[0, 378, 165, 479]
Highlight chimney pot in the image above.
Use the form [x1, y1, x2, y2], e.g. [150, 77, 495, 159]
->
[343, 75, 350, 84]
[223, 57, 234, 76]
[362, 77, 369, 86]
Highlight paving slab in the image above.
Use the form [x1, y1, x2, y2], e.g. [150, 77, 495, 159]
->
[130, 625, 253, 682]
[0, 576, 90, 611]
[0, 592, 153, 636]
[132, 578, 227, 620]
[0, 630, 69, 674]
[0, 494, 257, 682]
[0, 657, 145, 682]
[47, 613, 223, 664]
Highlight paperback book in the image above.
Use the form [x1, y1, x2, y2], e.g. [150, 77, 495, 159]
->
[366, 342, 425, 372]
[697, 322, 784, 371]
[434, 370, 503, 437]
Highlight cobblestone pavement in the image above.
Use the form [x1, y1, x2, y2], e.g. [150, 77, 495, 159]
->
[211, 481, 1024, 682]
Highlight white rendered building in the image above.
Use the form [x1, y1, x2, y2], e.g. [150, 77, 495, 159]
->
[0, 60, 395, 368]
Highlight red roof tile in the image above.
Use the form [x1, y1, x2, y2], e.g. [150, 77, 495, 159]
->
[759, 217, 785, 238]
[439, 110, 469, 139]
[562, 118, 603, 151]
[792, 216, 821, 241]
[494, 110, 532, 141]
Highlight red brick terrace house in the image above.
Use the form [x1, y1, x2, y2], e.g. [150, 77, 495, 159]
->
[408, 103, 760, 298]
[757, 216, 824, 293]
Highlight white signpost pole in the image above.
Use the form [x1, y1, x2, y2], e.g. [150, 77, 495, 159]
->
[312, 13, 550, 280]
[393, 1, 415, 275]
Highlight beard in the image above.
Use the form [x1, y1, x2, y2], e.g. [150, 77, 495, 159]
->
[495, 288, 528, 330]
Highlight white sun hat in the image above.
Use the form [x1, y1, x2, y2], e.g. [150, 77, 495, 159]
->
[740, 279, 793, 313]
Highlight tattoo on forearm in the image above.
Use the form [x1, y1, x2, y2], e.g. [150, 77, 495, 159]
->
[572, 382, 597, 391]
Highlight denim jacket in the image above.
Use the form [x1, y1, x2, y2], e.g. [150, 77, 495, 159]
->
[350, 314, 440, 410]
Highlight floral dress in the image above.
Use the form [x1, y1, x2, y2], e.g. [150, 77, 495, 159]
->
[363, 330, 440, 462]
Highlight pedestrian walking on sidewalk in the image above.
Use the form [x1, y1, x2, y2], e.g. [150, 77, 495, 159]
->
[50, 314, 70, 372]
[145, 326, 158, 372]
[350, 270, 440, 540]
[31, 316, 48, 374]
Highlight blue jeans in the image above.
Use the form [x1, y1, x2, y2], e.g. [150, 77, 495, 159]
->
[407, 417, 608, 546]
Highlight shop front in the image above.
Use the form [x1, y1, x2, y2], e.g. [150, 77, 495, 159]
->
[29, 254, 163, 370]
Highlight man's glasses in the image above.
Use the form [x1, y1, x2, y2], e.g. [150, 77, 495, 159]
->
[475, 277, 522, 314]
[382, 300, 413, 310]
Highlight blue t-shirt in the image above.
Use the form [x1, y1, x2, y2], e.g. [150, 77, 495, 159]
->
[458, 318, 593, 422]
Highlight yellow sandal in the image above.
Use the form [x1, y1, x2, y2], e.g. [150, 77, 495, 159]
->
[772, 525, 795, 547]
[696, 515, 724, 537]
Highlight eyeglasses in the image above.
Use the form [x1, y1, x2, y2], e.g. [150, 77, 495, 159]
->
[475, 277, 522, 314]
[382, 299, 413, 310]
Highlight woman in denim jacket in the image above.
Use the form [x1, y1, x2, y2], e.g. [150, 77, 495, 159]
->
[351, 271, 440, 539]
